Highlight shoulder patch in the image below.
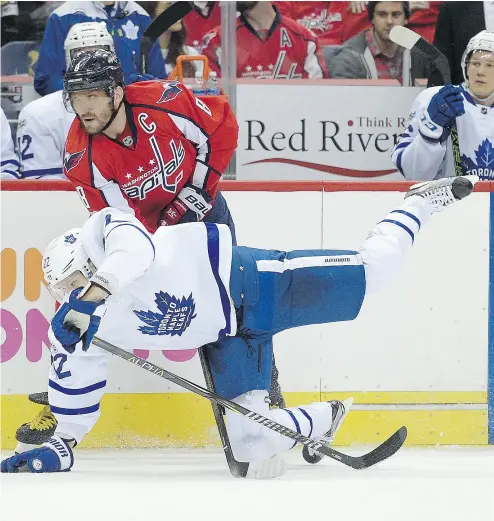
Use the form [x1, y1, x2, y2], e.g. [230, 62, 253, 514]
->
[157, 81, 182, 103]
[64, 149, 86, 172]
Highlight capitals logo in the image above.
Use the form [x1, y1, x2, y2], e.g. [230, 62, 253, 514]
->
[461, 139, 494, 179]
[157, 81, 182, 103]
[134, 291, 197, 336]
[64, 149, 86, 172]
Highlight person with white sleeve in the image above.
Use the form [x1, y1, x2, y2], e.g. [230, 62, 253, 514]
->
[1, 174, 477, 475]
[392, 30, 494, 181]
[16, 22, 115, 180]
[0, 107, 20, 179]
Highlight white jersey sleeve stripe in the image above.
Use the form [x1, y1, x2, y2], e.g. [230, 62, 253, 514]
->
[257, 254, 362, 273]
[92, 163, 134, 214]
[168, 112, 211, 188]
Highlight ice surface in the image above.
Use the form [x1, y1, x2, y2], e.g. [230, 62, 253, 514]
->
[1, 447, 493, 521]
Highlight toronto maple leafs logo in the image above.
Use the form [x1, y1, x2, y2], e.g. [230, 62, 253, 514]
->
[121, 20, 139, 40]
[134, 291, 197, 336]
[461, 139, 494, 179]
[64, 234, 77, 244]
[157, 81, 182, 103]
[63, 149, 86, 172]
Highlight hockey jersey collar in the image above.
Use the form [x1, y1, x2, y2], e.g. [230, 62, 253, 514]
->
[101, 101, 138, 150]
[239, 5, 281, 41]
[459, 83, 494, 108]
[94, 1, 129, 19]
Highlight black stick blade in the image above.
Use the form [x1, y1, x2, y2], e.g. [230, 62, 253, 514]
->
[358, 426, 407, 469]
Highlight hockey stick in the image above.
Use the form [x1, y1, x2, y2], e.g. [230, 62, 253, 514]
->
[389, 26, 463, 176]
[198, 347, 250, 478]
[140, 1, 194, 74]
[93, 336, 407, 470]
[389, 26, 450, 83]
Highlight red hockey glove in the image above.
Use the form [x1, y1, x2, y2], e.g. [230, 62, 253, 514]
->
[159, 184, 213, 227]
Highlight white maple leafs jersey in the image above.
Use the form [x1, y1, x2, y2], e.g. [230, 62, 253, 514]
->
[1, 107, 20, 179]
[50, 208, 237, 353]
[17, 91, 75, 179]
[392, 85, 494, 181]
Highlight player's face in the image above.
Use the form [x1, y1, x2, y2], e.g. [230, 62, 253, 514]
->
[372, 2, 407, 42]
[71, 89, 113, 134]
[49, 270, 88, 302]
[467, 50, 494, 98]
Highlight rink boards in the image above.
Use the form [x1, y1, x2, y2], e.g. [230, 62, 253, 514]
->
[1, 180, 493, 448]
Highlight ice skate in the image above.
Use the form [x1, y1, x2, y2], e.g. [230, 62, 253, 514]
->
[15, 405, 58, 446]
[28, 392, 49, 405]
[405, 175, 478, 211]
[302, 398, 353, 464]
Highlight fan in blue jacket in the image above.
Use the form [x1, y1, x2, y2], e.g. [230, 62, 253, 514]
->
[34, 1, 166, 96]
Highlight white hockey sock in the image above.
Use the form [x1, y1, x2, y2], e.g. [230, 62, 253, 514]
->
[359, 195, 433, 294]
[226, 391, 333, 463]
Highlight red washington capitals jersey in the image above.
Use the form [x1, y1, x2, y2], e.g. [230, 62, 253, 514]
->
[275, 1, 347, 46]
[183, 2, 221, 52]
[63, 81, 238, 232]
[202, 8, 327, 79]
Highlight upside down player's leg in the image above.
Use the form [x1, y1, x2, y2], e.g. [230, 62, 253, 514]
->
[204, 190, 285, 408]
[208, 176, 477, 464]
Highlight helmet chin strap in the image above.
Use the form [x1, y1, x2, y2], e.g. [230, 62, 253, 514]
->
[465, 81, 494, 105]
[101, 97, 124, 134]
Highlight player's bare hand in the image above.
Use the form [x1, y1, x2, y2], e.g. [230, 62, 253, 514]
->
[348, 1, 368, 14]
[410, 1, 430, 12]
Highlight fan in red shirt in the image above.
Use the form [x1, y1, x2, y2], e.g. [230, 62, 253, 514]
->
[275, 1, 347, 46]
[202, 1, 328, 79]
[341, 1, 441, 43]
[62, 49, 238, 236]
[183, 1, 222, 52]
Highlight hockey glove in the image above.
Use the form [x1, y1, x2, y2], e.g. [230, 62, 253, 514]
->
[159, 184, 213, 226]
[419, 85, 465, 141]
[51, 288, 103, 353]
[1, 435, 74, 473]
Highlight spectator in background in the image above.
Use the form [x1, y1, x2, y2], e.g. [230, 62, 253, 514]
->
[1, 1, 60, 46]
[153, 1, 203, 78]
[0, 107, 20, 179]
[183, 1, 221, 52]
[16, 22, 115, 180]
[393, 30, 494, 180]
[202, 1, 327, 79]
[329, 1, 440, 84]
[34, 1, 166, 96]
[430, 2, 488, 86]
[274, 1, 347, 46]
[342, 1, 441, 43]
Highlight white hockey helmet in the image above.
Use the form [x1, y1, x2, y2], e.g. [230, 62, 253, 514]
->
[461, 30, 494, 83]
[64, 22, 115, 67]
[42, 229, 96, 302]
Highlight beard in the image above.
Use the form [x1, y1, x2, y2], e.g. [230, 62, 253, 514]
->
[79, 106, 113, 135]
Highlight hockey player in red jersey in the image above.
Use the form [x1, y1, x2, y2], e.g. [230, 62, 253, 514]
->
[12, 48, 285, 456]
[63, 49, 237, 235]
[183, 1, 221, 52]
[202, 1, 328, 79]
